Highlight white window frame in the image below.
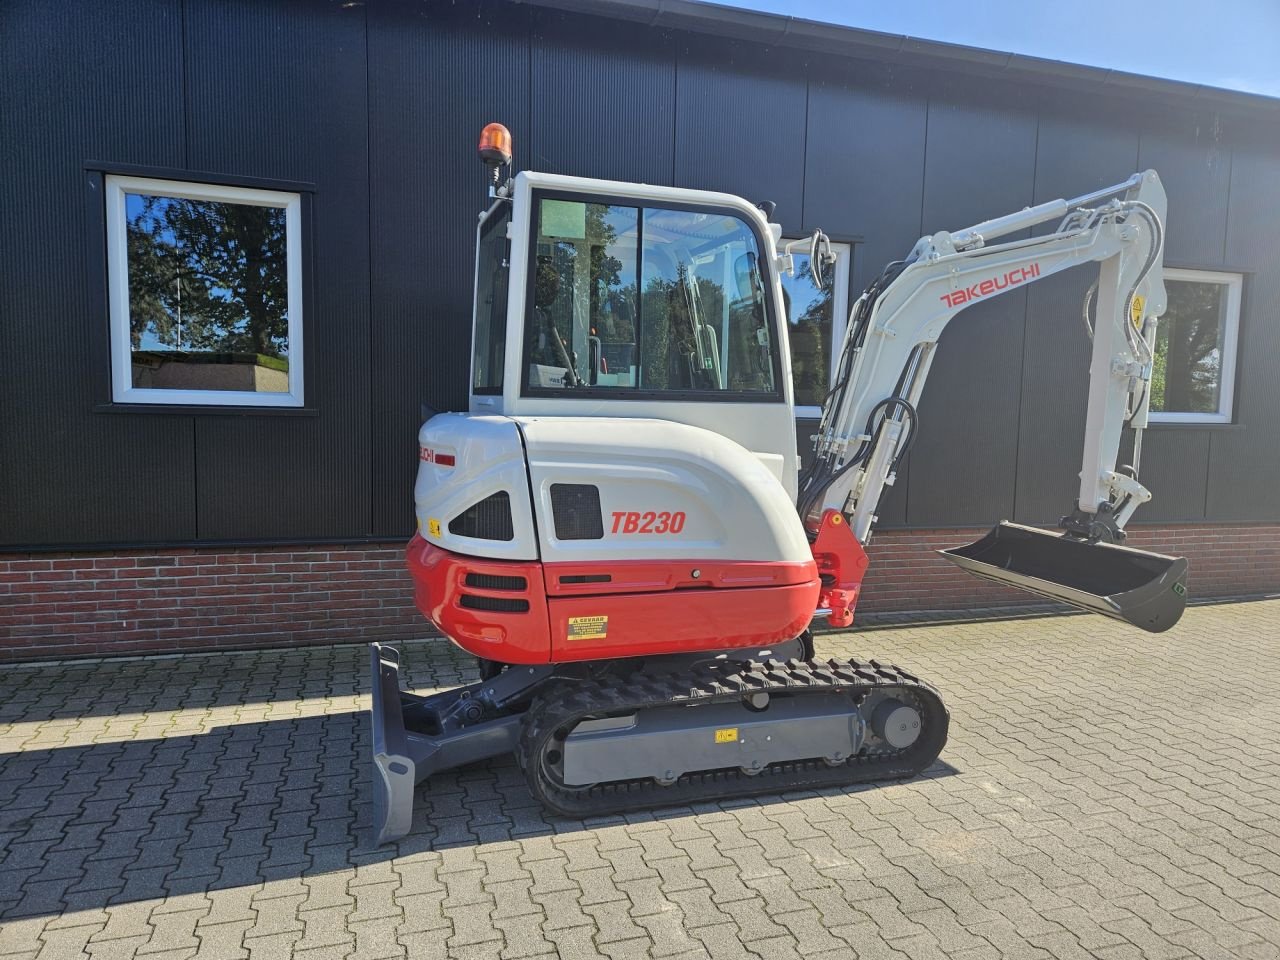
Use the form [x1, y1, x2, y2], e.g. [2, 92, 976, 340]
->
[782, 239, 852, 419]
[1149, 267, 1242, 425]
[105, 174, 304, 407]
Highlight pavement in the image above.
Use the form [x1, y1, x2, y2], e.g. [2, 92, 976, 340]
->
[2, 599, 1279, 960]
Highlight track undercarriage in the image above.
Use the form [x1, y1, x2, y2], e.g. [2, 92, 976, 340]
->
[370, 639, 949, 844]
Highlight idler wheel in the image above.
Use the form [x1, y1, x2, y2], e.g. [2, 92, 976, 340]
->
[871, 699, 921, 749]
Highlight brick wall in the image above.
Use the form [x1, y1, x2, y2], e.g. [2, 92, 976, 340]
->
[2, 524, 1276, 662]
[854, 524, 1279, 615]
[0, 546, 422, 662]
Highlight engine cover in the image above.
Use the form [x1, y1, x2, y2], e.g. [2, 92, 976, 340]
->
[409, 413, 821, 663]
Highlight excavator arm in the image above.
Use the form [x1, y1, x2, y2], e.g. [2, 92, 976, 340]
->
[799, 171, 1188, 632]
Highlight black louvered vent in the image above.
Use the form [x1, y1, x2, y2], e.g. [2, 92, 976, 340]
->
[550, 484, 604, 540]
[459, 594, 530, 613]
[464, 573, 527, 591]
[449, 492, 514, 541]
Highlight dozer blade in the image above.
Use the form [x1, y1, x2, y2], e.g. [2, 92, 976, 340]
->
[367, 643, 525, 845]
[369, 643, 418, 846]
[939, 521, 1187, 633]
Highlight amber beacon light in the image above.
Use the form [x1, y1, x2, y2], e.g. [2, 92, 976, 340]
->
[478, 122, 513, 177]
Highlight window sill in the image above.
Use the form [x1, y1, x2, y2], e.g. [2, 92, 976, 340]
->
[94, 403, 320, 417]
[1147, 420, 1243, 431]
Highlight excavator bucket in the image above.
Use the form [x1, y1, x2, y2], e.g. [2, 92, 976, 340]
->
[940, 522, 1187, 633]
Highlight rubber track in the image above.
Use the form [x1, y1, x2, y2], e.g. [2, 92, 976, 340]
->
[519, 658, 949, 817]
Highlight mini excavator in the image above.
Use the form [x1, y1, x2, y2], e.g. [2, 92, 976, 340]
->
[369, 123, 1187, 843]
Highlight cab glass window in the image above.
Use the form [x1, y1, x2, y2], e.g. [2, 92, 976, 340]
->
[472, 204, 512, 394]
[524, 197, 778, 396]
[779, 239, 851, 417]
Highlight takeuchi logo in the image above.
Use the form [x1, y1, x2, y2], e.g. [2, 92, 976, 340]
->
[940, 263, 1041, 308]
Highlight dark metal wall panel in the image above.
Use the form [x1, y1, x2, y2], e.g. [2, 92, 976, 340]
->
[183, 0, 371, 541]
[1205, 144, 1280, 520]
[0, 0, 195, 547]
[801, 60, 929, 526]
[1122, 429, 1211, 523]
[1013, 108, 1143, 524]
[1137, 113, 1232, 268]
[530, 9, 676, 185]
[195, 417, 330, 539]
[905, 85, 1038, 528]
[673, 37, 808, 236]
[184, 0, 368, 182]
[367, 2, 532, 538]
[1030, 104, 1142, 208]
[1012, 271, 1096, 524]
[803, 61, 929, 290]
[3, 0, 1277, 550]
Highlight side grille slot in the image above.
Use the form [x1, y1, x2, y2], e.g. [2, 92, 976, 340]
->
[449, 491, 514, 541]
[550, 484, 604, 540]
[459, 594, 530, 613]
[464, 573, 527, 591]
[559, 574, 612, 585]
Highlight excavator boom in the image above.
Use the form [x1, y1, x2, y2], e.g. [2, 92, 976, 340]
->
[797, 170, 1186, 630]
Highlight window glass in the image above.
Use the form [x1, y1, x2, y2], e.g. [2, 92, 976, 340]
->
[1149, 271, 1241, 422]
[472, 205, 512, 394]
[524, 197, 778, 396]
[127, 194, 289, 392]
[107, 176, 302, 406]
[779, 242, 851, 414]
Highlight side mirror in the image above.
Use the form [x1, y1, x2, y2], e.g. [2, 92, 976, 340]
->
[808, 229, 837, 290]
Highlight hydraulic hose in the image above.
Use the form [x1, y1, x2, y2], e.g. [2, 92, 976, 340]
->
[798, 396, 918, 526]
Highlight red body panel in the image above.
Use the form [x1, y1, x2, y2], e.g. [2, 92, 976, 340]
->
[545, 580, 818, 661]
[405, 535, 822, 664]
[544, 558, 817, 596]
[405, 535, 550, 664]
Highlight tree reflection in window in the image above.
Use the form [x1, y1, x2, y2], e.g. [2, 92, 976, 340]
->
[1150, 279, 1230, 415]
[126, 194, 289, 392]
[525, 198, 776, 395]
[780, 251, 832, 409]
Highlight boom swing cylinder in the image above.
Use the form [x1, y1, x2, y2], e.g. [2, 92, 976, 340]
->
[365, 122, 1188, 844]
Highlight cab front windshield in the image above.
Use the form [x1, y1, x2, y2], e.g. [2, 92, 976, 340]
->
[523, 196, 778, 395]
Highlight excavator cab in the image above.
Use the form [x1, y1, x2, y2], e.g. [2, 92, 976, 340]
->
[941, 522, 1187, 633]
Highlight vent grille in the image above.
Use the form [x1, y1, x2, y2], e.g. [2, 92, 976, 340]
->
[464, 573, 527, 591]
[459, 594, 530, 613]
[550, 484, 604, 540]
[449, 492, 514, 541]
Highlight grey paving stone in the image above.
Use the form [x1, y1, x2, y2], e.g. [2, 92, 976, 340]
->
[4, 602, 1280, 959]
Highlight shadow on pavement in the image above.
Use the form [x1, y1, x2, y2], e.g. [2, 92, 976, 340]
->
[0, 710, 959, 922]
[0, 642, 454, 724]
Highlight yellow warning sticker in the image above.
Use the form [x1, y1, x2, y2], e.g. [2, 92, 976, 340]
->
[714, 727, 739, 744]
[1130, 294, 1146, 329]
[567, 615, 608, 640]
[427, 518, 442, 538]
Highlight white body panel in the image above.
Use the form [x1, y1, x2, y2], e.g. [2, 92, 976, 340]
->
[517, 417, 811, 564]
[414, 414, 538, 561]
[415, 413, 810, 566]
